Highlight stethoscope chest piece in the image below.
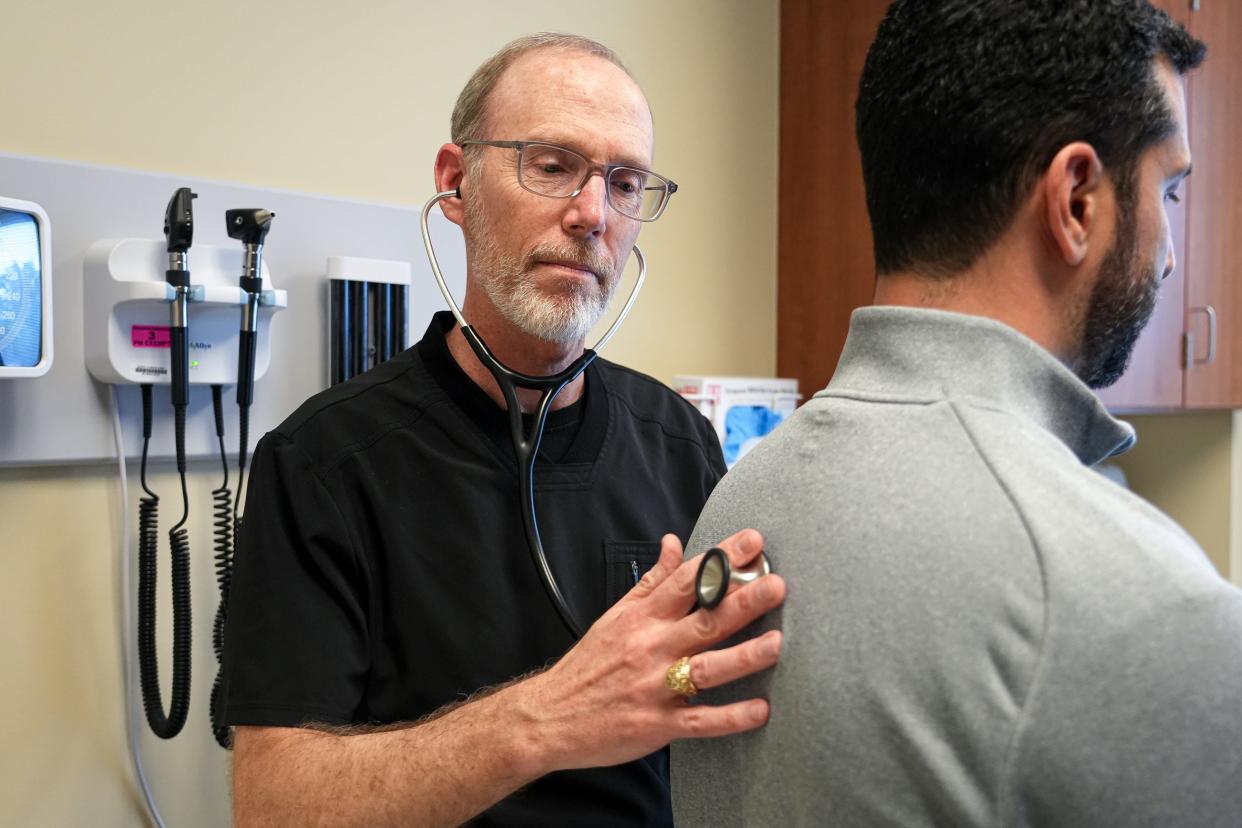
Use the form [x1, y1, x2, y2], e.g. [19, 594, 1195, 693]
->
[695, 546, 771, 610]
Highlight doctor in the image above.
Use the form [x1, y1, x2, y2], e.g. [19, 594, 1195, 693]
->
[224, 33, 785, 827]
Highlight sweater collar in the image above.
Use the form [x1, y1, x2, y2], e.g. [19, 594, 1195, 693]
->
[823, 306, 1135, 466]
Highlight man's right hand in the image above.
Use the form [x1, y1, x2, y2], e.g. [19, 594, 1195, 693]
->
[514, 527, 785, 775]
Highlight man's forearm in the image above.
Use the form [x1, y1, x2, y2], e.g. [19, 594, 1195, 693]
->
[233, 531, 785, 826]
[233, 677, 550, 828]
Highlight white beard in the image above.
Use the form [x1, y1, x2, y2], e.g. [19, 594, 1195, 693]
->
[465, 196, 620, 345]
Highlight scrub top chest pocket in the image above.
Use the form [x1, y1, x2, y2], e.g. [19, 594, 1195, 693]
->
[603, 540, 664, 608]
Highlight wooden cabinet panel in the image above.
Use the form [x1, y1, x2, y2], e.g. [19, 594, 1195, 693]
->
[1183, 0, 1242, 407]
[1098, 0, 1193, 411]
[777, 0, 890, 398]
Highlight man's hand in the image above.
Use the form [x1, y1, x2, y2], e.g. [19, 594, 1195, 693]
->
[516, 527, 785, 774]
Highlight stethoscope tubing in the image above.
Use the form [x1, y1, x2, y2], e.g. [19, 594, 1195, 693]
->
[420, 190, 647, 640]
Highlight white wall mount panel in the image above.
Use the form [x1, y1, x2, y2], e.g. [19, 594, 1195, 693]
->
[0, 153, 466, 467]
[83, 238, 287, 386]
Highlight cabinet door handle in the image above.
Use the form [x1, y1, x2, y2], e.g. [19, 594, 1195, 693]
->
[1190, 304, 1218, 366]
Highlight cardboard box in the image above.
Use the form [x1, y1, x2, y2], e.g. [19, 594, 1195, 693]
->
[673, 375, 801, 466]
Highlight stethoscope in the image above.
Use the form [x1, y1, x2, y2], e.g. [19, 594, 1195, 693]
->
[420, 188, 768, 639]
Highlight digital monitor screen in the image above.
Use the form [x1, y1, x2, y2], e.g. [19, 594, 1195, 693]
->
[0, 207, 43, 368]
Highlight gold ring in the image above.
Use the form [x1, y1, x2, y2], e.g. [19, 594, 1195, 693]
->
[665, 656, 698, 697]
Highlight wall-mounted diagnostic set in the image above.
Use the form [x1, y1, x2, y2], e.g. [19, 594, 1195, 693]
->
[85, 188, 288, 757]
[0, 150, 468, 828]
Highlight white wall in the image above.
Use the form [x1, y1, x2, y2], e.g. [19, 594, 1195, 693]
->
[0, 2, 779, 825]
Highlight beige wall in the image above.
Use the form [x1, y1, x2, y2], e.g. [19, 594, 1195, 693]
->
[1114, 412, 1235, 581]
[0, 1, 779, 825]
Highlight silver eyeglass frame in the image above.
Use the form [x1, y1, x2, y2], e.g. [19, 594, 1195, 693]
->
[458, 139, 678, 222]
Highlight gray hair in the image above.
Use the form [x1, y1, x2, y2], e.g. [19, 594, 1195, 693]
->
[450, 33, 635, 144]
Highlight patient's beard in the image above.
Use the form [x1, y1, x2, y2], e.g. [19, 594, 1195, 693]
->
[1076, 193, 1159, 390]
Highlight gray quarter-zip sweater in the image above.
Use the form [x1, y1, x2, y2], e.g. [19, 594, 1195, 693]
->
[672, 306, 1242, 828]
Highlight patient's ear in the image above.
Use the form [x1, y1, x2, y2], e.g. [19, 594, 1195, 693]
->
[1043, 142, 1106, 268]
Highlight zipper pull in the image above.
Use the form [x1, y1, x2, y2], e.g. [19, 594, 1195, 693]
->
[631, 559, 640, 585]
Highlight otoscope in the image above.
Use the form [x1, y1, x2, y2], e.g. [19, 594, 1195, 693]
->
[225, 207, 273, 552]
[165, 189, 195, 434]
[227, 208, 274, 424]
[136, 187, 197, 739]
[206, 207, 274, 749]
[226, 208, 273, 505]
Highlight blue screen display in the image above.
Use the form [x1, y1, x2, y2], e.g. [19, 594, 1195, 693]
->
[0, 208, 43, 368]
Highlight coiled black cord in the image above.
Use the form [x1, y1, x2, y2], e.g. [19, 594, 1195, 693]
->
[136, 384, 192, 739]
[206, 400, 254, 750]
[209, 385, 234, 749]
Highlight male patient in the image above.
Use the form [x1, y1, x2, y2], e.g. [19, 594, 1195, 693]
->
[673, 2, 1242, 826]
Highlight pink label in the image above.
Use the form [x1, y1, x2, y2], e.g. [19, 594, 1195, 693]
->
[132, 325, 172, 348]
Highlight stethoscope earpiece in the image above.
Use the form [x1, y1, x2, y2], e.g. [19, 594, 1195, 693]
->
[696, 547, 771, 610]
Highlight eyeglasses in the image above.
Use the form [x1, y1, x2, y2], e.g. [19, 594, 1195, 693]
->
[458, 140, 678, 222]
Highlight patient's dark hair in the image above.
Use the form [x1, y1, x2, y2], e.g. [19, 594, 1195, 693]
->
[856, 0, 1205, 277]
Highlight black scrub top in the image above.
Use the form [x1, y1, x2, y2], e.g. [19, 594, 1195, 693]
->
[224, 312, 726, 827]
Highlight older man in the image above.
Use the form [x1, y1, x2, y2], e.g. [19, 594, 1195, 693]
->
[223, 34, 784, 827]
[674, 2, 1242, 827]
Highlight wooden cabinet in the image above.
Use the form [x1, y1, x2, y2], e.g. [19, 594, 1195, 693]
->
[1181, 0, 1242, 407]
[1099, 0, 1242, 412]
[779, 0, 1242, 411]
[777, 0, 890, 397]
